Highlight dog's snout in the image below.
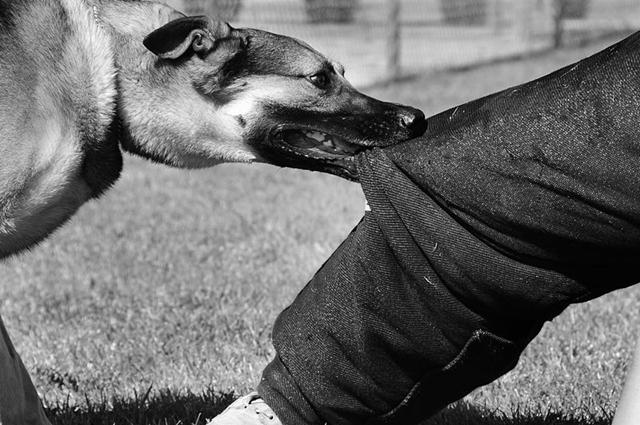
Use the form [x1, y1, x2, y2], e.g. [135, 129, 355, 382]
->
[399, 108, 427, 137]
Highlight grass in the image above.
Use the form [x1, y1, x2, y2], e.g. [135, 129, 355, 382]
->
[1, 36, 639, 424]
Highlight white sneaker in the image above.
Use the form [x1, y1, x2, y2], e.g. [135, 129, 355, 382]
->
[208, 392, 282, 425]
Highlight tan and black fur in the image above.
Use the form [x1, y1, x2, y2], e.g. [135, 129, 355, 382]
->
[0, 0, 426, 422]
[0, 0, 426, 259]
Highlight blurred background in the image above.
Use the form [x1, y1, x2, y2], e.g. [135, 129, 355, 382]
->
[165, 0, 640, 87]
[3, 1, 640, 424]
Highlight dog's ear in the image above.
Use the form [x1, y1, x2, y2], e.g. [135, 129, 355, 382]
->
[143, 16, 233, 60]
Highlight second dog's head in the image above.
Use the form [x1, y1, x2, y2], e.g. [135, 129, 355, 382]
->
[126, 15, 426, 180]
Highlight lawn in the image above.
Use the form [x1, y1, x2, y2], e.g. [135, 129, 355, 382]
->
[1, 36, 639, 425]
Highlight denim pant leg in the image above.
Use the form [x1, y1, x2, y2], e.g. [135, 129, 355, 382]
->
[257, 148, 639, 425]
[259, 212, 515, 425]
[256, 159, 559, 424]
[0, 316, 51, 425]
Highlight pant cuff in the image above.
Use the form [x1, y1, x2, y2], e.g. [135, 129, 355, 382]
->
[258, 355, 324, 425]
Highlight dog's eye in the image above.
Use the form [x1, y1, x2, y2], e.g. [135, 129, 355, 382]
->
[308, 72, 330, 89]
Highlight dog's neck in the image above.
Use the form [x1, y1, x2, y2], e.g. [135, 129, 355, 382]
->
[93, 1, 201, 166]
[92, 1, 255, 168]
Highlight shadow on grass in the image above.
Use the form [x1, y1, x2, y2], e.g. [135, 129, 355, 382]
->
[46, 390, 611, 425]
[425, 402, 611, 425]
[46, 388, 236, 425]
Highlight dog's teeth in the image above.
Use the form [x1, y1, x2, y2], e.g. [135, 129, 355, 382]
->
[306, 131, 325, 142]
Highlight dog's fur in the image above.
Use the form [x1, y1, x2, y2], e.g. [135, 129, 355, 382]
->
[0, 0, 426, 259]
[0, 0, 426, 422]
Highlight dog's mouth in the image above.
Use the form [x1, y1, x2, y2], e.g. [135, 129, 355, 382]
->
[276, 128, 365, 159]
[256, 126, 369, 180]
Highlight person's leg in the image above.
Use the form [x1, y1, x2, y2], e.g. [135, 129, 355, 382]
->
[256, 149, 595, 425]
[0, 315, 51, 425]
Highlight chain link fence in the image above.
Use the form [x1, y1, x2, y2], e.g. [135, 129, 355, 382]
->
[164, 0, 640, 87]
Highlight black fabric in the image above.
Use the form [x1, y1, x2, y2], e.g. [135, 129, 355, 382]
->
[259, 31, 640, 425]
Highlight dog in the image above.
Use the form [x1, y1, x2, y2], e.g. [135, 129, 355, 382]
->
[0, 0, 427, 260]
[0, 0, 426, 422]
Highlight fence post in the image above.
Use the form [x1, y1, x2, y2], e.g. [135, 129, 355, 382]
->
[385, 0, 401, 83]
[518, 0, 534, 48]
[552, 0, 564, 48]
[489, 0, 502, 34]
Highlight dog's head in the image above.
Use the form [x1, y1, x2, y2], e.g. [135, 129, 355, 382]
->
[138, 16, 426, 180]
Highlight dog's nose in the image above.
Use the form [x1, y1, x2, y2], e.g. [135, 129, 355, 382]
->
[400, 108, 427, 137]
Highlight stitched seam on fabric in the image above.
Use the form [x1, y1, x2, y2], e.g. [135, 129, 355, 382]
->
[370, 329, 519, 423]
[369, 330, 482, 422]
